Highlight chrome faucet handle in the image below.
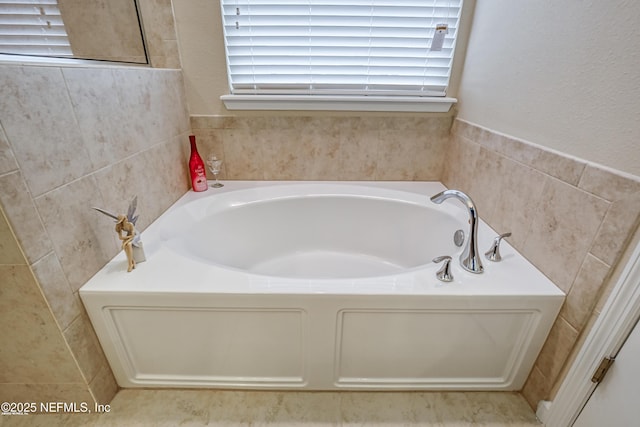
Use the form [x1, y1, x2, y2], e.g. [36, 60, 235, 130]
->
[433, 255, 454, 282]
[485, 232, 512, 262]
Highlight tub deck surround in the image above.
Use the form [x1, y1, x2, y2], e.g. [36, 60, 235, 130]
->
[80, 181, 564, 392]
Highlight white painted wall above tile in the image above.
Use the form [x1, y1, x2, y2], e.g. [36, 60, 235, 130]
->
[456, 0, 640, 177]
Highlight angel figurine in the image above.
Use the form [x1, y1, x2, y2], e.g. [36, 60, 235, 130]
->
[93, 196, 145, 272]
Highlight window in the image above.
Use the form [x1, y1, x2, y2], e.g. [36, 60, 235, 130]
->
[219, 0, 463, 111]
[0, 0, 72, 57]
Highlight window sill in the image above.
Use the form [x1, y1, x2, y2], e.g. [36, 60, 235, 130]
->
[221, 95, 456, 113]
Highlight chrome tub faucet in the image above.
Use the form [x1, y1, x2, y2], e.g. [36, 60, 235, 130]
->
[430, 189, 484, 274]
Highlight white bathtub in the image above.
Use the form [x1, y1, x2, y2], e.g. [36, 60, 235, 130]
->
[80, 181, 564, 391]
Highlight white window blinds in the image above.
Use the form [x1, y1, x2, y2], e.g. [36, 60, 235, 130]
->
[220, 0, 463, 97]
[0, 0, 71, 57]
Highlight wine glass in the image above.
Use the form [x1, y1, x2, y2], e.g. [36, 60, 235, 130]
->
[206, 153, 224, 188]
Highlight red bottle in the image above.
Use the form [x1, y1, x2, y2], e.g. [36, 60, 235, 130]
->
[188, 135, 208, 192]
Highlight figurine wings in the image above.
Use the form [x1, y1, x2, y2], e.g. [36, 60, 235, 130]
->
[126, 196, 139, 226]
[93, 196, 139, 225]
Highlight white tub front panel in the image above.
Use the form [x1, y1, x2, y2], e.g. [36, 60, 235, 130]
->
[334, 309, 536, 388]
[108, 307, 307, 387]
[82, 292, 560, 391]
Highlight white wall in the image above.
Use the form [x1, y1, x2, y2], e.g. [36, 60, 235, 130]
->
[172, 0, 229, 115]
[456, 0, 640, 177]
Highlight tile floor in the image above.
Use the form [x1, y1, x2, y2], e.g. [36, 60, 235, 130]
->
[0, 390, 540, 426]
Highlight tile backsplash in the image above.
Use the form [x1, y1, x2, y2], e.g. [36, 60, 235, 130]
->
[444, 119, 640, 407]
[0, 63, 190, 405]
[190, 115, 453, 181]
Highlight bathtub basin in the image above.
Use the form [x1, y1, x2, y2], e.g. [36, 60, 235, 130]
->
[160, 184, 464, 279]
[80, 181, 564, 390]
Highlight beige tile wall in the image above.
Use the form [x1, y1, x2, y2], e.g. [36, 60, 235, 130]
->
[0, 64, 190, 405]
[190, 115, 453, 181]
[444, 119, 640, 408]
[0, 206, 94, 406]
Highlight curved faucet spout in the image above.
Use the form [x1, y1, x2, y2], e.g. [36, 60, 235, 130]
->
[430, 189, 484, 274]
